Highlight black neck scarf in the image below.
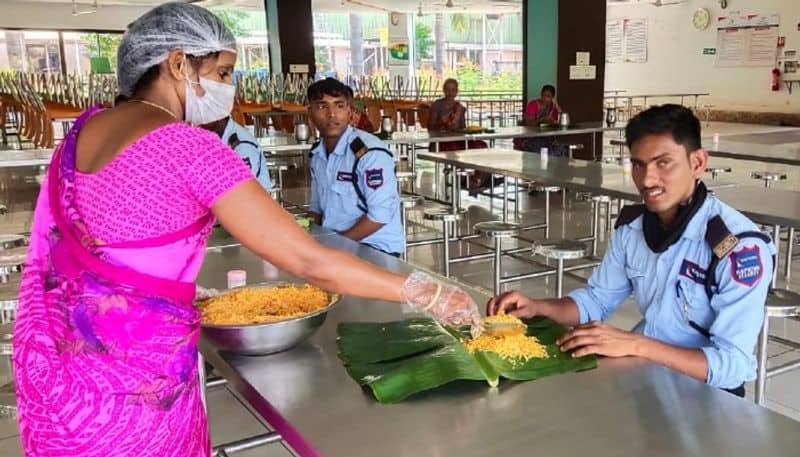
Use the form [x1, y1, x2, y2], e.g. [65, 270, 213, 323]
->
[642, 181, 708, 253]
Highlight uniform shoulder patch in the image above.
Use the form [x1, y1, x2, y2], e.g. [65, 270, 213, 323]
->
[365, 168, 384, 189]
[729, 245, 763, 287]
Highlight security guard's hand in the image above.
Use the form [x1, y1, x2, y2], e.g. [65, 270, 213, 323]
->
[557, 321, 643, 358]
[486, 290, 541, 318]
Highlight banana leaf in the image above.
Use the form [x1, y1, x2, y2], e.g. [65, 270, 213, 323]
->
[337, 318, 597, 403]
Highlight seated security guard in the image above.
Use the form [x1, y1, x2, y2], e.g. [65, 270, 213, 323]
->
[202, 116, 272, 191]
[306, 78, 404, 256]
[488, 104, 774, 396]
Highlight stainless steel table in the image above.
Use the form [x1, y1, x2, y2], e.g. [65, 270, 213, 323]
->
[0, 149, 53, 168]
[198, 233, 800, 457]
[417, 148, 736, 212]
[705, 131, 800, 166]
[417, 149, 799, 285]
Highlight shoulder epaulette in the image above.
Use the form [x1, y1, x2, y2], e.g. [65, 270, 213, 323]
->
[309, 139, 321, 158]
[350, 137, 368, 158]
[614, 204, 645, 229]
[705, 215, 738, 259]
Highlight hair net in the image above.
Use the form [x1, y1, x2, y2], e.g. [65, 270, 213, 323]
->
[117, 2, 237, 97]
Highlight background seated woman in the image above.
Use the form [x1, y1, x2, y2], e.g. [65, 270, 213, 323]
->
[514, 84, 566, 155]
[427, 78, 488, 191]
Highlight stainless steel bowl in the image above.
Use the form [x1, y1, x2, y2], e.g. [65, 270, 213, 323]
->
[199, 283, 339, 356]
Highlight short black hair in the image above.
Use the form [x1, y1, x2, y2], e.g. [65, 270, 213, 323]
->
[443, 78, 458, 89]
[541, 84, 556, 96]
[625, 104, 701, 153]
[307, 78, 354, 103]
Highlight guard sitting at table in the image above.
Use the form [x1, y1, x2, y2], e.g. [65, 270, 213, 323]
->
[202, 114, 272, 191]
[489, 104, 775, 396]
[307, 78, 405, 257]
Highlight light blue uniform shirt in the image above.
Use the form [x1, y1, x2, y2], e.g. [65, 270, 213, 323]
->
[568, 195, 775, 389]
[309, 126, 404, 254]
[221, 118, 272, 191]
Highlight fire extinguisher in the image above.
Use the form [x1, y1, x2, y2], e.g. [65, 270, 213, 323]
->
[772, 67, 781, 91]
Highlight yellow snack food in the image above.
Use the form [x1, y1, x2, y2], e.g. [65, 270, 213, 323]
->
[464, 313, 549, 365]
[199, 284, 331, 325]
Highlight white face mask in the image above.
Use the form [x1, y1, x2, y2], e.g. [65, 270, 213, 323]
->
[183, 61, 235, 126]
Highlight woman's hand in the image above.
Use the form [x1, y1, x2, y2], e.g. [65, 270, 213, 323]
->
[401, 272, 483, 331]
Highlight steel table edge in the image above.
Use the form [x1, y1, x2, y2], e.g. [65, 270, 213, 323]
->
[416, 152, 643, 201]
[200, 341, 324, 457]
[709, 150, 800, 167]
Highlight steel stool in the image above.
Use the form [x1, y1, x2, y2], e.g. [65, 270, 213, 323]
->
[0, 241, 26, 284]
[453, 168, 475, 213]
[705, 166, 732, 180]
[396, 170, 416, 194]
[592, 195, 613, 251]
[423, 208, 463, 277]
[755, 289, 800, 405]
[400, 195, 424, 260]
[474, 221, 522, 296]
[0, 234, 24, 251]
[0, 322, 15, 419]
[567, 143, 584, 160]
[532, 239, 587, 298]
[609, 139, 626, 157]
[0, 273, 20, 324]
[751, 171, 786, 188]
[533, 185, 562, 238]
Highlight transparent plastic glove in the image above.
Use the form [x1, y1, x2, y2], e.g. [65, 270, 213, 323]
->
[401, 271, 484, 336]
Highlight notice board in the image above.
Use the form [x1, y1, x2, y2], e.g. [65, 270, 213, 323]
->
[606, 18, 647, 63]
[716, 13, 779, 67]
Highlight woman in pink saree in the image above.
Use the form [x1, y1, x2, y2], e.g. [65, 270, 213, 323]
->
[13, 4, 481, 456]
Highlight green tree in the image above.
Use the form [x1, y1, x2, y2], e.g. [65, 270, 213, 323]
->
[82, 33, 122, 70]
[210, 8, 249, 37]
[415, 22, 433, 60]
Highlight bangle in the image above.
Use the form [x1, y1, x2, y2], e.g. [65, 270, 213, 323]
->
[423, 283, 442, 312]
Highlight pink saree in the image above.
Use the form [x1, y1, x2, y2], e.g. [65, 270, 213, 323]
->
[13, 109, 215, 456]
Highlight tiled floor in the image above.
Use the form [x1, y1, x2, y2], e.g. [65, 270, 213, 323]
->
[0, 132, 799, 454]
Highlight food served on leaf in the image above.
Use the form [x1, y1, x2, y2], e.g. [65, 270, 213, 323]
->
[464, 313, 548, 366]
[199, 284, 331, 325]
[465, 125, 483, 133]
[294, 214, 312, 230]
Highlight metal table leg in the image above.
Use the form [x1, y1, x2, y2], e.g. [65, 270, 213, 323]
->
[755, 314, 770, 405]
[544, 189, 551, 238]
[786, 227, 794, 281]
[556, 258, 565, 298]
[443, 220, 451, 278]
[502, 177, 509, 222]
[772, 224, 781, 288]
[591, 199, 600, 257]
[199, 352, 208, 410]
[493, 236, 502, 297]
[400, 207, 409, 261]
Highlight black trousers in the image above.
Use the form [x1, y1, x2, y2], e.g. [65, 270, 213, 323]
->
[724, 384, 745, 398]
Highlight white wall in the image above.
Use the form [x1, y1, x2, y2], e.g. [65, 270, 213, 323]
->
[0, 1, 151, 31]
[606, 0, 800, 112]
